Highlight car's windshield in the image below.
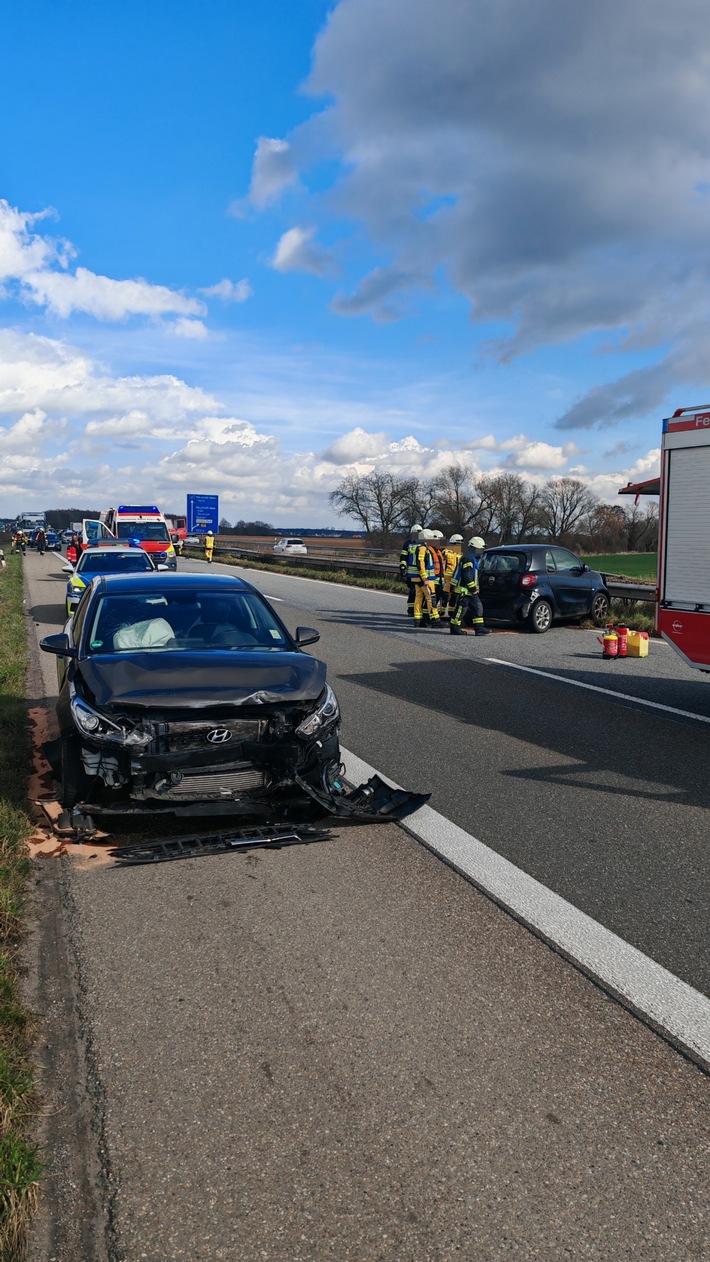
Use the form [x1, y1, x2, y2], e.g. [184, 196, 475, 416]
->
[116, 521, 170, 542]
[86, 591, 290, 653]
[77, 552, 153, 575]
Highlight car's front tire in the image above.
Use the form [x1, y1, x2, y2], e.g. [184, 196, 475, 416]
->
[591, 591, 610, 625]
[60, 734, 89, 808]
[528, 598, 553, 633]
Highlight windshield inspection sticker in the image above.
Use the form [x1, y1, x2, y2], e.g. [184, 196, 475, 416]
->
[270, 629, 281, 639]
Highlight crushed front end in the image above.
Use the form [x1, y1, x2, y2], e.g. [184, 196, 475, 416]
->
[67, 680, 344, 816]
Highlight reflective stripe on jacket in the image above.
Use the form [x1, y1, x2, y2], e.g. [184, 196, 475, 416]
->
[406, 541, 421, 579]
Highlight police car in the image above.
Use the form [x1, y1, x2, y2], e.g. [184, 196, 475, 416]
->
[63, 543, 158, 616]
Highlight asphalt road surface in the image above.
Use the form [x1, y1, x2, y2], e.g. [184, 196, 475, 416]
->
[182, 557, 710, 997]
[24, 550, 710, 1261]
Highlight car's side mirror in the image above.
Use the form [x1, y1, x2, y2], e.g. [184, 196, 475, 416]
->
[40, 632, 77, 658]
[171, 534, 179, 544]
[582, 563, 590, 573]
[61, 563, 74, 573]
[295, 627, 320, 647]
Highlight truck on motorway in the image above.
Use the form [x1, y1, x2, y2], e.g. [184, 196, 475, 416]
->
[14, 511, 46, 533]
[164, 512, 187, 542]
[622, 404, 710, 671]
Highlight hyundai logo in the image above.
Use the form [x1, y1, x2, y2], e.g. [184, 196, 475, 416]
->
[206, 728, 233, 744]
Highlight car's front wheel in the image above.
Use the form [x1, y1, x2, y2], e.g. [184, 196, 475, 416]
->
[60, 734, 89, 808]
[591, 591, 610, 625]
[528, 598, 553, 634]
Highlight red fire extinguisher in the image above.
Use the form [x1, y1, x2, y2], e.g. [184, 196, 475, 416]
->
[598, 625, 619, 658]
[616, 625, 628, 657]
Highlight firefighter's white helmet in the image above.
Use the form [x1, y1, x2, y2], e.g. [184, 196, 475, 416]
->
[410, 523, 423, 534]
[468, 536, 486, 550]
[449, 533, 463, 543]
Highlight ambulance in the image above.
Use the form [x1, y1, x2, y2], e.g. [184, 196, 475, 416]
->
[83, 505, 178, 569]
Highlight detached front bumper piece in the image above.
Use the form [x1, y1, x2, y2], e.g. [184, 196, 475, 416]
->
[296, 771, 429, 822]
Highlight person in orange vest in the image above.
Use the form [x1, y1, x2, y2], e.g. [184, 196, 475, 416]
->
[204, 530, 215, 564]
[410, 530, 441, 628]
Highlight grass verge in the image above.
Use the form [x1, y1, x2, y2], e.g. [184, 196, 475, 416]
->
[0, 552, 42, 1259]
[584, 552, 657, 582]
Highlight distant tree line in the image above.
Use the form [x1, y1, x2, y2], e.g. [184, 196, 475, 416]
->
[329, 467, 658, 553]
[44, 508, 101, 530]
[218, 518, 275, 536]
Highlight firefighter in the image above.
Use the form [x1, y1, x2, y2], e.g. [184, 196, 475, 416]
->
[427, 531, 446, 613]
[411, 530, 440, 628]
[449, 536, 490, 636]
[441, 534, 463, 619]
[204, 530, 215, 564]
[400, 524, 422, 617]
[34, 526, 47, 555]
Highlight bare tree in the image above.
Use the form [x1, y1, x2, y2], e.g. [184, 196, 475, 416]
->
[539, 477, 597, 541]
[431, 464, 478, 535]
[626, 500, 659, 552]
[329, 471, 416, 543]
[471, 474, 542, 542]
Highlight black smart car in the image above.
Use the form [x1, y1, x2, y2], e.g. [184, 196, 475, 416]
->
[40, 572, 342, 815]
[478, 544, 610, 633]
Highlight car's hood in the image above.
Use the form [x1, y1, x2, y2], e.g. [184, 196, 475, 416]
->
[78, 651, 327, 709]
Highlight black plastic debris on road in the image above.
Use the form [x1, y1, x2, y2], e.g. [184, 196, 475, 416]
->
[109, 823, 332, 866]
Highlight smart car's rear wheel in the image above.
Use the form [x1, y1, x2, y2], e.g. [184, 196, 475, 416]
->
[60, 735, 88, 808]
[591, 592, 610, 625]
[528, 598, 553, 633]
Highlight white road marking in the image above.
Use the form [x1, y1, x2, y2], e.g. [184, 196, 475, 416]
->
[341, 747, 710, 1071]
[486, 656, 710, 725]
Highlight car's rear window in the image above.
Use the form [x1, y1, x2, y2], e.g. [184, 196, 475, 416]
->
[77, 552, 154, 575]
[86, 591, 290, 654]
[480, 552, 526, 575]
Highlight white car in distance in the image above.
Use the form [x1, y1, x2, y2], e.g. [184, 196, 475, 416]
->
[273, 537, 308, 555]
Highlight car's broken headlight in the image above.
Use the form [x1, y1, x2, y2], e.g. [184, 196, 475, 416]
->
[70, 691, 153, 748]
[295, 685, 340, 740]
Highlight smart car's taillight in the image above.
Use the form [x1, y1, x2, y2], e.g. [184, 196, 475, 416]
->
[520, 573, 538, 588]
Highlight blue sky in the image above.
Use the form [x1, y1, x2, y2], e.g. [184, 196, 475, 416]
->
[1, 0, 707, 524]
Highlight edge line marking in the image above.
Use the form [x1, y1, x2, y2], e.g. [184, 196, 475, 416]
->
[342, 747, 710, 1073]
[485, 656, 710, 725]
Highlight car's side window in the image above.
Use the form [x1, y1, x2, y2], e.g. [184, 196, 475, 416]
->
[71, 588, 91, 645]
[545, 550, 556, 572]
[551, 547, 582, 574]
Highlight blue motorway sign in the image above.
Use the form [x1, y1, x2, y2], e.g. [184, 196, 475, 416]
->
[186, 494, 219, 533]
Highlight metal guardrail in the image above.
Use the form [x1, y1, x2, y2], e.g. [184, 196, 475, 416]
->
[188, 545, 657, 602]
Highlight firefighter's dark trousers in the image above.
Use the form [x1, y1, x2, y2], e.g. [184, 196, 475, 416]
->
[450, 588, 484, 629]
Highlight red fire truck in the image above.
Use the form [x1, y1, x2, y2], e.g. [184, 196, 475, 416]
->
[620, 404, 710, 672]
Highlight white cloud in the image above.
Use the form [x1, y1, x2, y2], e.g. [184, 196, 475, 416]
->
[24, 265, 204, 321]
[234, 137, 299, 214]
[270, 227, 334, 277]
[200, 278, 253, 302]
[171, 317, 210, 340]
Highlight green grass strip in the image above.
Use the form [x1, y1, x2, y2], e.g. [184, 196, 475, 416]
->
[0, 552, 42, 1260]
